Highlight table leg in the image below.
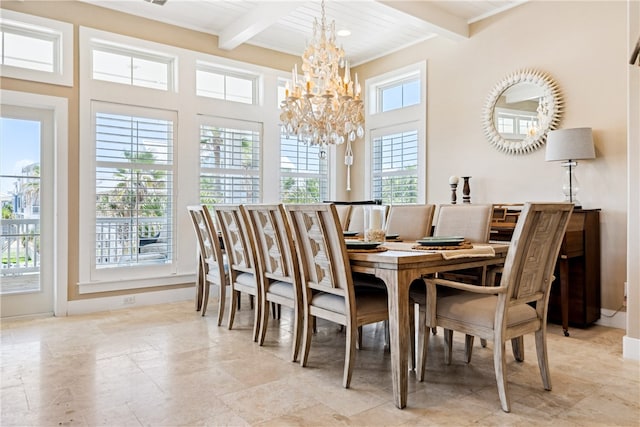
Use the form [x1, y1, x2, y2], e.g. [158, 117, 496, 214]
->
[377, 268, 414, 409]
[559, 256, 570, 337]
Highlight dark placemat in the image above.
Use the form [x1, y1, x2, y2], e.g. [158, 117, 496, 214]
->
[411, 241, 473, 251]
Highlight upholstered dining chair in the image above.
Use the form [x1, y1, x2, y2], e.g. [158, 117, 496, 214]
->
[243, 204, 304, 362]
[334, 204, 352, 231]
[433, 204, 493, 243]
[186, 204, 227, 324]
[412, 203, 495, 345]
[213, 204, 262, 341]
[386, 204, 436, 241]
[286, 203, 389, 388]
[418, 202, 573, 412]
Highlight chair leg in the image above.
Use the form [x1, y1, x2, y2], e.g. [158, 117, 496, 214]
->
[252, 293, 261, 342]
[344, 323, 357, 388]
[535, 329, 552, 390]
[357, 326, 363, 350]
[271, 302, 277, 319]
[195, 261, 204, 311]
[494, 339, 510, 412]
[227, 290, 239, 330]
[444, 329, 453, 365]
[291, 304, 303, 363]
[512, 336, 525, 362]
[431, 327, 437, 335]
[201, 279, 210, 317]
[300, 312, 313, 367]
[216, 283, 226, 327]
[480, 338, 487, 348]
[464, 334, 475, 363]
[417, 308, 429, 382]
[385, 320, 391, 352]
[258, 296, 270, 346]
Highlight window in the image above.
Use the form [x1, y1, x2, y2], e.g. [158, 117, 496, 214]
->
[94, 104, 174, 268]
[92, 44, 173, 90]
[366, 62, 426, 204]
[0, 10, 72, 86]
[196, 63, 257, 104]
[200, 118, 261, 204]
[371, 130, 418, 204]
[379, 77, 420, 112]
[280, 136, 328, 203]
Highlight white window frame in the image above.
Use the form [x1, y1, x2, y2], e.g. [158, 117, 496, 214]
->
[0, 10, 73, 86]
[365, 61, 427, 203]
[370, 124, 420, 205]
[196, 61, 259, 105]
[78, 26, 288, 294]
[90, 42, 176, 91]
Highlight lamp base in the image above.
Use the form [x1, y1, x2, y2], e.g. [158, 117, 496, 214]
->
[561, 160, 581, 207]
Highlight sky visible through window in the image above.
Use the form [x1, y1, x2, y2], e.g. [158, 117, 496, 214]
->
[0, 118, 40, 203]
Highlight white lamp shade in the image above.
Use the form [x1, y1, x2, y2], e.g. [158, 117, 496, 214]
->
[545, 127, 596, 161]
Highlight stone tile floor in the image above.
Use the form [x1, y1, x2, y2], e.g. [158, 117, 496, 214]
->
[1, 297, 638, 426]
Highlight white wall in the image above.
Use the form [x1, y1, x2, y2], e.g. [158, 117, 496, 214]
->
[353, 1, 628, 313]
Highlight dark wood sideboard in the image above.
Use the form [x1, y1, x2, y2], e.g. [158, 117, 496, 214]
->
[491, 206, 601, 336]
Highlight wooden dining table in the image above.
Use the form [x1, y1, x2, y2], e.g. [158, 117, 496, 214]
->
[348, 241, 510, 409]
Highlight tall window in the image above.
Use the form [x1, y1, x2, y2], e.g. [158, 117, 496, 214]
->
[94, 104, 174, 268]
[200, 118, 261, 204]
[371, 130, 418, 204]
[280, 136, 328, 203]
[366, 62, 426, 204]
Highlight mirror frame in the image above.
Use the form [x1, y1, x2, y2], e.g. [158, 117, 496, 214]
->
[482, 69, 563, 155]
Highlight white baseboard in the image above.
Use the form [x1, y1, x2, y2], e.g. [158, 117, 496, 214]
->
[595, 308, 627, 330]
[67, 286, 194, 315]
[623, 335, 640, 361]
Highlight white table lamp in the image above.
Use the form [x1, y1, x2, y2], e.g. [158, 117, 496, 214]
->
[545, 127, 595, 207]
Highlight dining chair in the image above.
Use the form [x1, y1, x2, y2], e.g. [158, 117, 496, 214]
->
[286, 203, 389, 388]
[433, 204, 493, 243]
[334, 204, 352, 231]
[418, 202, 573, 412]
[411, 204, 494, 343]
[186, 205, 228, 325]
[386, 204, 436, 241]
[243, 204, 304, 362]
[213, 204, 262, 341]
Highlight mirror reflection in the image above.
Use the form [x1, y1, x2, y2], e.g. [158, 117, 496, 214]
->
[482, 69, 563, 155]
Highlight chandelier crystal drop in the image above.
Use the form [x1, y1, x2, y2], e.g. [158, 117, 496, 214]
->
[280, 0, 365, 149]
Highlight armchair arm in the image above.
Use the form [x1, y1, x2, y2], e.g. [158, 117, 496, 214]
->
[427, 277, 508, 294]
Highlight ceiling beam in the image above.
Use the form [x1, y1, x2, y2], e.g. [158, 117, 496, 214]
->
[218, 2, 302, 51]
[376, 1, 469, 41]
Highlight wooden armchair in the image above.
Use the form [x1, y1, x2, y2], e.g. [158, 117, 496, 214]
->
[419, 202, 573, 412]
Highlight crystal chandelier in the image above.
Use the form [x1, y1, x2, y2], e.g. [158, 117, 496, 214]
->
[280, 0, 365, 160]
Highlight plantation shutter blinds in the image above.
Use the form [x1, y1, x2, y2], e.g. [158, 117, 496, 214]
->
[94, 104, 174, 267]
[280, 135, 328, 203]
[371, 127, 418, 205]
[199, 117, 261, 205]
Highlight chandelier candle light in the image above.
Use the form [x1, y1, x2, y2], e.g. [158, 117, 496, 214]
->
[280, 0, 365, 190]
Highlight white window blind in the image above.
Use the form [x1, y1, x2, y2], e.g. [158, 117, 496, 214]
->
[1, 26, 56, 72]
[94, 107, 174, 268]
[200, 118, 261, 204]
[372, 130, 418, 204]
[280, 135, 327, 203]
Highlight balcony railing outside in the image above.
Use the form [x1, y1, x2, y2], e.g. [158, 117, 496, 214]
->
[2, 217, 169, 292]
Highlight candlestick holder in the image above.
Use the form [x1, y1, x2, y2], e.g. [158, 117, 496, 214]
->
[462, 176, 471, 204]
[449, 183, 458, 204]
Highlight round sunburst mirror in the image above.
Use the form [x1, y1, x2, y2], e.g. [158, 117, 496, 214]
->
[482, 69, 563, 155]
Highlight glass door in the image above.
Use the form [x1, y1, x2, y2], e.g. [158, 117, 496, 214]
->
[1, 105, 54, 317]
